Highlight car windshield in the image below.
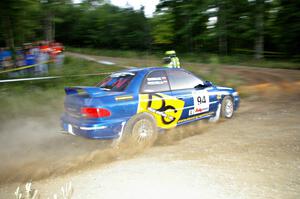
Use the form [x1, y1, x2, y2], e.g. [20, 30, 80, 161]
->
[96, 72, 135, 91]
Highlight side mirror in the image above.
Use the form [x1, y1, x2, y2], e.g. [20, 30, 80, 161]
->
[204, 81, 213, 87]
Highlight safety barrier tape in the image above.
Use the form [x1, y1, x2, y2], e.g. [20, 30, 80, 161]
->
[0, 61, 52, 74]
[233, 48, 286, 55]
[0, 72, 112, 83]
[0, 76, 61, 83]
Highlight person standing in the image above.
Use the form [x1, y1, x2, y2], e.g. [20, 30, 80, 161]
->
[0, 48, 4, 70]
[25, 49, 36, 74]
[38, 49, 49, 75]
[53, 42, 64, 68]
[163, 50, 181, 68]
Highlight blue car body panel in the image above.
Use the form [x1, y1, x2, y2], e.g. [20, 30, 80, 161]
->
[61, 67, 240, 139]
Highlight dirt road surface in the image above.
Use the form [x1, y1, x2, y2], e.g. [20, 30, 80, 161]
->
[0, 54, 300, 199]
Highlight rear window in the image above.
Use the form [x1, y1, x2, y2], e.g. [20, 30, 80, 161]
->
[96, 72, 135, 91]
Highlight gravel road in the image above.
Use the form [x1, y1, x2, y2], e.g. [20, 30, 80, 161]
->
[0, 54, 299, 199]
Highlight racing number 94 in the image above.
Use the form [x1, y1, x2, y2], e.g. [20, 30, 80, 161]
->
[197, 96, 206, 105]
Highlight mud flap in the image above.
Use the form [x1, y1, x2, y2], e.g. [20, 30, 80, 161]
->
[208, 103, 221, 123]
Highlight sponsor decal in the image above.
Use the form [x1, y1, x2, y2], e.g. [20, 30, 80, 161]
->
[115, 95, 133, 101]
[146, 76, 168, 85]
[178, 112, 214, 123]
[138, 93, 184, 129]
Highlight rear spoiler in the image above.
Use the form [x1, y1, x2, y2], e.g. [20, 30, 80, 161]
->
[64, 86, 106, 97]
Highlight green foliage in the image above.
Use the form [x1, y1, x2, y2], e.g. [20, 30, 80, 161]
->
[155, 0, 209, 52]
[271, 0, 300, 55]
[55, 4, 150, 50]
[67, 46, 159, 58]
[0, 0, 299, 60]
[0, 56, 123, 121]
[0, 0, 40, 47]
[150, 12, 175, 45]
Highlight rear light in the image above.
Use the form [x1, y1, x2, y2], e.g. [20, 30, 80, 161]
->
[81, 107, 111, 118]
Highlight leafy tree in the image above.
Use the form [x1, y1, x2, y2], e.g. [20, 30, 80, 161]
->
[55, 3, 150, 50]
[0, 0, 299, 60]
[0, 0, 39, 50]
[39, 0, 74, 42]
[150, 12, 175, 46]
[273, 0, 300, 56]
[155, 0, 209, 52]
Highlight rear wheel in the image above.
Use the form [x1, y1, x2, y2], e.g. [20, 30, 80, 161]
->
[120, 113, 158, 151]
[221, 96, 234, 118]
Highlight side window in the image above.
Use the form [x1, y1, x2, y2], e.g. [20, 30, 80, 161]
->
[167, 70, 203, 90]
[141, 70, 170, 93]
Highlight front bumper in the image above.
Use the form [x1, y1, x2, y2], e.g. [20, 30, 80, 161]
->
[61, 113, 127, 139]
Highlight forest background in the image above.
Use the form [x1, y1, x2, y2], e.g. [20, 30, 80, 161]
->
[0, 0, 299, 62]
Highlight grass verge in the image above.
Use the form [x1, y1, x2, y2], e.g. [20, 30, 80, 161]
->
[0, 56, 123, 122]
[67, 46, 300, 70]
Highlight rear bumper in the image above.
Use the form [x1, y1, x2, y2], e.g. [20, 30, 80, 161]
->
[60, 113, 127, 139]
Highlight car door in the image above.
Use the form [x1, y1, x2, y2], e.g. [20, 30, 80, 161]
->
[166, 69, 215, 124]
[138, 70, 185, 129]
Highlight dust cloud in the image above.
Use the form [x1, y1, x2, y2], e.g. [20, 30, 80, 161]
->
[0, 106, 217, 185]
[0, 111, 115, 184]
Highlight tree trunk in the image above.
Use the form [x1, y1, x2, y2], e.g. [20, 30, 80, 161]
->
[219, 34, 228, 55]
[52, 17, 55, 41]
[3, 16, 15, 51]
[45, 11, 55, 42]
[254, 0, 264, 59]
[2, 15, 16, 66]
[218, 0, 228, 55]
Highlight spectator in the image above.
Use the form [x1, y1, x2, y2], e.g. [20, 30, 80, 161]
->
[30, 42, 40, 69]
[13, 47, 25, 76]
[2, 48, 13, 69]
[16, 47, 25, 67]
[0, 41, 64, 75]
[37, 49, 49, 75]
[0, 47, 4, 70]
[25, 50, 36, 74]
[52, 42, 64, 68]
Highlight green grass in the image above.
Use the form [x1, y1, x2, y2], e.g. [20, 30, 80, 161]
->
[50, 56, 123, 76]
[65, 48, 243, 86]
[67, 46, 300, 70]
[67, 46, 159, 59]
[0, 56, 123, 121]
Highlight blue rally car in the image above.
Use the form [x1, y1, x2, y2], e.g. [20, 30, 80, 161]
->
[61, 67, 239, 146]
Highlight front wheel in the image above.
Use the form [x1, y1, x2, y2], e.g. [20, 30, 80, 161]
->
[221, 96, 234, 118]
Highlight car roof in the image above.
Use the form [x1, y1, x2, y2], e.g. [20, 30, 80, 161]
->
[120, 67, 185, 73]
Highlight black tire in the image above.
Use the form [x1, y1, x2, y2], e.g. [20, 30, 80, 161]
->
[120, 113, 158, 150]
[221, 96, 234, 119]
